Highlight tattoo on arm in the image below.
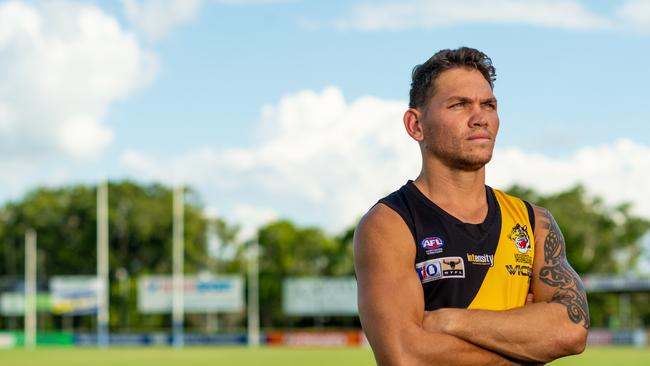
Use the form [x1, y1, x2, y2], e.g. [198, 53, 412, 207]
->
[538, 210, 590, 329]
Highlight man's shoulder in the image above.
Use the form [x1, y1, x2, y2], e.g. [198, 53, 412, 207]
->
[354, 202, 417, 271]
[355, 202, 415, 252]
[357, 202, 406, 236]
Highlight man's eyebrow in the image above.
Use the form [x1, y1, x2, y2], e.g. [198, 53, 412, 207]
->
[445, 96, 472, 102]
[445, 96, 497, 103]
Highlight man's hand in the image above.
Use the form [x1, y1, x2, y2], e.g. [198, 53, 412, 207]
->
[526, 292, 534, 305]
[422, 308, 460, 334]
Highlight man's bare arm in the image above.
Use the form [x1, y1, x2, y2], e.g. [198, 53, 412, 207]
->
[355, 204, 530, 366]
[422, 206, 588, 363]
[535, 206, 590, 327]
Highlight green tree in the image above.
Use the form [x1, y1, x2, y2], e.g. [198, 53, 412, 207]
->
[207, 217, 244, 274]
[256, 220, 342, 327]
[325, 225, 356, 277]
[0, 181, 243, 331]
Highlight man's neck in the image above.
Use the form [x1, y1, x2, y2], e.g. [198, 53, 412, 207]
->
[413, 159, 488, 224]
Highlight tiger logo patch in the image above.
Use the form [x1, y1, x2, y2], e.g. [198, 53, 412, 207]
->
[508, 224, 531, 254]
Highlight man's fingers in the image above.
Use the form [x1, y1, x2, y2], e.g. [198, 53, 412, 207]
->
[526, 293, 534, 304]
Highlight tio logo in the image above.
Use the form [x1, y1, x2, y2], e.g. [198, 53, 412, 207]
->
[416, 260, 443, 283]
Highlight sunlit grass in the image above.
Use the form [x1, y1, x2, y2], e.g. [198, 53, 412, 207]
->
[1, 345, 649, 366]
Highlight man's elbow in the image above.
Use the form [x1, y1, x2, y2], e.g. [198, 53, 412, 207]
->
[370, 331, 427, 366]
[375, 353, 411, 366]
[373, 345, 418, 366]
[549, 324, 588, 360]
[531, 320, 588, 363]
[564, 325, 588, 355]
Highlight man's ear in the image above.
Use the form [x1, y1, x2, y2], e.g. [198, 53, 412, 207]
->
[403, 108, 424, 142]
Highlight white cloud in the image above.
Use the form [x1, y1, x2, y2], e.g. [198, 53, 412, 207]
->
[202, 203, 276, 255]
[488, 139, 650, 219]
[123, 0, 295, 41]
[331, 0, 612, 31]
[616, 0, 650, 32]
[232, 204, 279, 242]
[123, 0, 203, 41]
[0, 0, 156, 161]
[121, 87, 419, 232]
[121, 87, 650, 234]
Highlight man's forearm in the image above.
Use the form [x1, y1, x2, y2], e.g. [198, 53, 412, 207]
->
[424, 303, 586, 363]
[384, 326, 535, 366]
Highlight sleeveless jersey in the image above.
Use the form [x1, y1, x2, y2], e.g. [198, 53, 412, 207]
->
[378, 181, 535, 311]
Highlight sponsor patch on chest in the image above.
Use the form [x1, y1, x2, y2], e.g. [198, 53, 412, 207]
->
[415, 256, 465, 283]
[505, 264, 532, 277]
[467, 253, 494, 267]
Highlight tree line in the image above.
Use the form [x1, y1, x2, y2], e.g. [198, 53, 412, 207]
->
[0, 181, 648, 331]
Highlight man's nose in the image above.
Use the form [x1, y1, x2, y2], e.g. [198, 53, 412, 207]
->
[469, 106, 489, 127]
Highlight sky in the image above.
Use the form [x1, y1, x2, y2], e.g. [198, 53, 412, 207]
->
[1, 0, 650, 255]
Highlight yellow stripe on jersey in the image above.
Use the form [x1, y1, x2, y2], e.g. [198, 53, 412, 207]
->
[468, 189, 535, 311]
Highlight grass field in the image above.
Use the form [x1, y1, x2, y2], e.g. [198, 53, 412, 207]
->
[1, 346, 650, 365]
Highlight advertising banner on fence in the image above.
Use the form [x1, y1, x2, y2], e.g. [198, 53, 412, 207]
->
[266, 331, 363, 347]
[50, 276, 100, 315]
[0, 293, 51, 315]
[283, 277, 357, 316]
[138, 275, 244, 314]
[0, 333, 16, 349]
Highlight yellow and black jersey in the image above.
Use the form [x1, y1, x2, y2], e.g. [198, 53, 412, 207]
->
[378, 181, 535, 311]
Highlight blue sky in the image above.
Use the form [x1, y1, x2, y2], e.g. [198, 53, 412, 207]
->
[105, 0, 650, 154]
[1, 0, 650, 252]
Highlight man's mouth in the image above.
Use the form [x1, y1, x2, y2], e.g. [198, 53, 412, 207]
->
[467, 134, 492, 141]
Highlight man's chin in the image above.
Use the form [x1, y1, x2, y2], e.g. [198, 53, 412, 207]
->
[448, 155, 492, 172]
[428, 148, 493, 172]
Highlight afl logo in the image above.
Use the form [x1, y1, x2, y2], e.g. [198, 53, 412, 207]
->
[421, 237, 444, 250]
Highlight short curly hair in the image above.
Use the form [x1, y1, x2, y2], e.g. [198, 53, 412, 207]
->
[409, 47, 496, 109]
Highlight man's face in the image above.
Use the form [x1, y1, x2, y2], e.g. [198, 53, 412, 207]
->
[420, 67, 499, 171]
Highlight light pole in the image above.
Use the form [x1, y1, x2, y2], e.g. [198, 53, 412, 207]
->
[172, 185, 185, 348]
[97, 181, 109, 347]
[247, 240, 260, 347]
[24, 229, 37, 349]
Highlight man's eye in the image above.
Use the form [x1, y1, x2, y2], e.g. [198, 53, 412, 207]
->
[450, 102, 465, 108]
[483, 103, 496, 110]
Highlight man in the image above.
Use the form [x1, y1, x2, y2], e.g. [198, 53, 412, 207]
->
[354, 47, 589, 365]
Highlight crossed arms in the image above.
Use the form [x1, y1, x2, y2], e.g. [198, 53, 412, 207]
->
[354, 204, 588, 366]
